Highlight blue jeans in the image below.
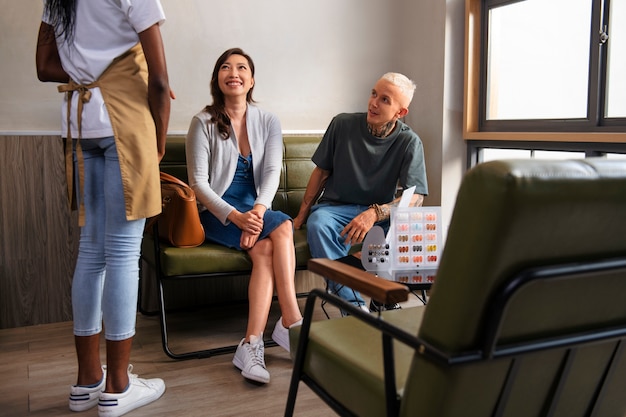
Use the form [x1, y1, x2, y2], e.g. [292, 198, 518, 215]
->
[71, 137, 145, 341]
[306, 203, 371, 307]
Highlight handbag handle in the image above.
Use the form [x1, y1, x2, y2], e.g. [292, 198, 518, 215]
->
[160, 171, 191, 189]
[145, 172, 193, 231]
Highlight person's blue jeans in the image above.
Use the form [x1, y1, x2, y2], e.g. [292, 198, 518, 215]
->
[306, 203, 371, 308]
[71, 137, 145, 341]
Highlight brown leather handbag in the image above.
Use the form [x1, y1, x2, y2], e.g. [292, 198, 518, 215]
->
[148, 172, 205, 248]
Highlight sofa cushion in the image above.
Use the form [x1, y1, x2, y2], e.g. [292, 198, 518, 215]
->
[142, 227, 311, 277]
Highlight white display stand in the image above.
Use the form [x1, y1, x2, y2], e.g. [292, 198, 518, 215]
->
[361, 206, 442, 286]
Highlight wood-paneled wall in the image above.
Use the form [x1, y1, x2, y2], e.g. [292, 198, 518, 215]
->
[0, 135, 79, 328]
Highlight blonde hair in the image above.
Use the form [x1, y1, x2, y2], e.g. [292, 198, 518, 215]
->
[381, 72, 416, 106]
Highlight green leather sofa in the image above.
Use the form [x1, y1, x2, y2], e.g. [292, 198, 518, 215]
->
[140, 135, 322, 359]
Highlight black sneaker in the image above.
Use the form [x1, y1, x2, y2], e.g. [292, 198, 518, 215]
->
[369, 299, 401, 312]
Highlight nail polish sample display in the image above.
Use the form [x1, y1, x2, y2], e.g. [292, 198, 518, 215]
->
[390, 207, 442, 270]
[362, 206, 442, 285]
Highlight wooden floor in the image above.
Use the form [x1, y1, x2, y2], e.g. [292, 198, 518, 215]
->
[0, 296, 355, 417]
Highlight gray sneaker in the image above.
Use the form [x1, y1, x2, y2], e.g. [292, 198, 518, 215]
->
[97, 365, 165, 417]
[271, 317, 303, 352]
[232, 334, 270, 383]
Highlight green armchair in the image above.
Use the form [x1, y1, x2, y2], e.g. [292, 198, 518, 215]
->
[285, 158, 626, 417]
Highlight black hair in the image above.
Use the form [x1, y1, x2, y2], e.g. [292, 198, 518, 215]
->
[44, 0, 77, 44]
[204, 48, 256, 139]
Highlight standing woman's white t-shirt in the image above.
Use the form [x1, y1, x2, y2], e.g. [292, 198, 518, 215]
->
[42, 0, 165, 139]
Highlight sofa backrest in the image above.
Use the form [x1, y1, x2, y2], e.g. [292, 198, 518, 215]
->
[273, 136, 321, 218]
[159, 135, 321, 218]
[160, 136, 188, 182]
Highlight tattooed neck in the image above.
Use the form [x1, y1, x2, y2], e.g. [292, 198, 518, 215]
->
[367, 121, 396, 138]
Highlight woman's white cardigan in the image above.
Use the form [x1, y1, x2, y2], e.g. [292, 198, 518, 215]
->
[185, 105, 283, 225]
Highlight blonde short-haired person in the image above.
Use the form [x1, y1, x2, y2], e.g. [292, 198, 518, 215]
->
[294, 72, 428, 313]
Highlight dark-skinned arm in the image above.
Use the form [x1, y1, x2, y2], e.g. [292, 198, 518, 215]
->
[138, 23, 171, 162]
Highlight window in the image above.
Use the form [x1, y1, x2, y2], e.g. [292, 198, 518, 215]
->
[482, 0, 625, 131]
[464, 0, 626, 143]
[482, 148, 531, 161]
[469, 141, 626, 166]
[533, 150, 586, 160]
[481, 148, 586, 163]
[485, 0, 591, 122]
[605, 0, 626, 118]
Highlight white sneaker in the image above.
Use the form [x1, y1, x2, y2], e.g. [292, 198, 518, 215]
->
[97, 365, 165, 417]
[69, 366, 106, 412]
[232, 334, 270, 383]
[271, 317, 303, 352]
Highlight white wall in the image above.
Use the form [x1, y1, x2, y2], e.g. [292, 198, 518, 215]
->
[0, 1, 53, 134]
[2, 0, 398, 133]
[392, 0, 466, 227]
[0, 0, 468, 225]
[440, 0, 467, 229]
[161, 0, 398, 133]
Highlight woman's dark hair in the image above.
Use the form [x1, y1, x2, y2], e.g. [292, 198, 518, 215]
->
[204, 48, 256, 139]
[44, 0, 77, 44]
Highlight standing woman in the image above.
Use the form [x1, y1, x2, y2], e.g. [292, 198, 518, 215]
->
[36, 0, 171, 415]
[186, 48, 303, 384]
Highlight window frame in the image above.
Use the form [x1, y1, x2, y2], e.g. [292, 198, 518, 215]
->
[463, 0, 626, 143]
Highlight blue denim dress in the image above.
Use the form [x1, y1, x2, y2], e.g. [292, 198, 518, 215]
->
[200, 154, 291, 250]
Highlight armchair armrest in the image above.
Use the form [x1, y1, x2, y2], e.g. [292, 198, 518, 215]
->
[289, 261, 414, 417]
[307, 258, 409, 305]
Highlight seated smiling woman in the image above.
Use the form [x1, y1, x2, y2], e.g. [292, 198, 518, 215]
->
[185, 47, 303, 384]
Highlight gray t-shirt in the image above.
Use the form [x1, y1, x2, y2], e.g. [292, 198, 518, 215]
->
[313, 112, 428, 206]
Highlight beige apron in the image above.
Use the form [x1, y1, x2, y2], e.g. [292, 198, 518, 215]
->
[58, 43, 161, 226]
